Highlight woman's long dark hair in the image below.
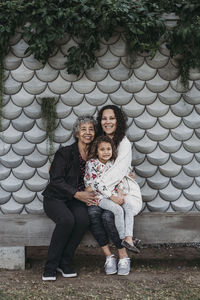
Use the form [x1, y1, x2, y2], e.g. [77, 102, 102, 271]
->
[96, 105, 127, 148]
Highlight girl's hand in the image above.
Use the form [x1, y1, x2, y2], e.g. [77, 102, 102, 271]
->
[110, 195, 124, 205]
[128, 172, 136, 180]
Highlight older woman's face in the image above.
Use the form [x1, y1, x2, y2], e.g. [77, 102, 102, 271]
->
[77, 122, 95, 144]
[101, 109, 117, 138]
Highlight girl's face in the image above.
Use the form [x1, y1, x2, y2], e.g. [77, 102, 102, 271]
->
[77, 122, 95, 145]
[97, 142, 112, 164]
[101, 109, 117, 138]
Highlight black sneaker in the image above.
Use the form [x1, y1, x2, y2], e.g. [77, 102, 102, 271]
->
[42, 269, 56, 281]
[56, 265, 77, 278]
[121, 240, 140, 254]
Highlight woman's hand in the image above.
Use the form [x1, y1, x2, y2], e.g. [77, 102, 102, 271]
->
[128, 172, 136, 180]
[74, 191, 97, 206]
[110, 195, 124, 205]
[117, 188, 126, 200]
[85, 186, 93, 192]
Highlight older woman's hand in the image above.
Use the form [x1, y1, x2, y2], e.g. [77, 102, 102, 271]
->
[74, 191, 96, 206]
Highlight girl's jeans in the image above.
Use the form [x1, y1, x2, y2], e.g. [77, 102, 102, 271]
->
[88, 205, 123, 249]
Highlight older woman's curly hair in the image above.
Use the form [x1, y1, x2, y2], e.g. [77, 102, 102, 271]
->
[73, 115, 96, 140]
[96, 105, 127, 148]
[88, 135, 117, 161]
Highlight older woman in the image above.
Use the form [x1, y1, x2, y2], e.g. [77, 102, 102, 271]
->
[88, 105, 142, 276]
[42, 116, 96, 281]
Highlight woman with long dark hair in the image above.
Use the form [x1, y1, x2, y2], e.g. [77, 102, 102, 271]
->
[88, 105, 142, 276]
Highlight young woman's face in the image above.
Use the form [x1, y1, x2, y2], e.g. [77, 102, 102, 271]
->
[97, 141, 112, 164]
[77, 122, 95, 145]
[101, 109, 117, 138]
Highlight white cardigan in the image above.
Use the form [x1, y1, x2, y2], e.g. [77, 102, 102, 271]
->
[96, 136, 132, 198]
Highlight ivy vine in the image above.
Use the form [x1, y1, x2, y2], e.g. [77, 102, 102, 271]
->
[0, 0, 200, 132]
[165, 1, 200, 88]
[22, 0, 166, 75]
[0, 0, 24, 132]
[0, 0, 199, 81]
[41, 97, 57, 156]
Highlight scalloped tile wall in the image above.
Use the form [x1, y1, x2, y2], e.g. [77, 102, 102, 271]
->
[1, 31, 200, 215]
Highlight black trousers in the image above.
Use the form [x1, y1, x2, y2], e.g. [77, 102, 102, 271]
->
[43, 197, 89, 271]
[88, 205, 123, 249]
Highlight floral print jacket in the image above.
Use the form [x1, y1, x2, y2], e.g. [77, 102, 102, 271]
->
[84, 158, 123, 202]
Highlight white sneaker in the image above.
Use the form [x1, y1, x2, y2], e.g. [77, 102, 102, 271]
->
[104, 255, 117, 275]
[117, 257, 130, 276]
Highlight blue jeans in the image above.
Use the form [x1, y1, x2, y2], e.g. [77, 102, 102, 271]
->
[88, 205, 123, 249]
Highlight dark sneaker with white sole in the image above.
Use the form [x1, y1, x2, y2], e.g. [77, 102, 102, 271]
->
[121, 240, 140, 254]
[42, 270, 56, 281]
[56, 266, 77, 278]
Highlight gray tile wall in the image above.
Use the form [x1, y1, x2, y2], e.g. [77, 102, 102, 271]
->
[1, 31, 200, 214]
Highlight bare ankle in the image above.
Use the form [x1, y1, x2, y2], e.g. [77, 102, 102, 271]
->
[118, 248, 129, 259]
[124, 236, 133, 245]
[101, 245, 112, 257]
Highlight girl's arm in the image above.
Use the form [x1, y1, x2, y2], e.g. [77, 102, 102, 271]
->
[96, 137, 132, 198]
[84, 159, 102, 193]
[84, 159, 105, 204]
[84, 160, 94, 189]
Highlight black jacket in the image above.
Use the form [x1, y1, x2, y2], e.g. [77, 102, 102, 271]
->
[42, 142, 81, 201]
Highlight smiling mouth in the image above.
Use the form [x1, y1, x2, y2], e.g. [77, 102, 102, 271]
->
[105, 125, 113, 129]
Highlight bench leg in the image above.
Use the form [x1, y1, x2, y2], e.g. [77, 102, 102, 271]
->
[0, 247, 25, 270]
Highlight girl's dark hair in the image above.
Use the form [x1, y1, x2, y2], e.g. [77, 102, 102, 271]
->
[88, 135, 117, 161]
[96, 105, 127, 148]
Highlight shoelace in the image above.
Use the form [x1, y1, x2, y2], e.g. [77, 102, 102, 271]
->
[118, 258, 129, 267]
[105, 255, 115, 266]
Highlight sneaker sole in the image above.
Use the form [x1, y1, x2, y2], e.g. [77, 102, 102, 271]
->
[105, 270, 117, 275]
[117, 272, 130, 276]
[42, 276, 56, 281]
[56, 267, 77, 278]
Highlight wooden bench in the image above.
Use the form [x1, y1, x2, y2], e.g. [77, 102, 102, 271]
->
[1, 212, 200, 246]
[1, 212, 200, 269]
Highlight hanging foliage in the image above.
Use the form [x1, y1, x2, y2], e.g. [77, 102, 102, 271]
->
[0, 0, 200, 134]
[22, 0, 166, 75]
[0, 0, 25, 131]
[0, 0, 200, 83]
[165, 1, 200, 88]
[41, 97, 57, 156]
[0, 0, 200, 81]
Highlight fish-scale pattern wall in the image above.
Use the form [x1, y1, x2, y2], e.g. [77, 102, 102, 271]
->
[1, 31, 200, 215]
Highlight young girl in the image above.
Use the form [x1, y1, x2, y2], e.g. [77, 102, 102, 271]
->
[84, 135, 140, 254]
